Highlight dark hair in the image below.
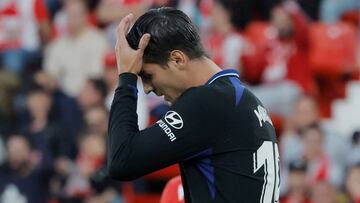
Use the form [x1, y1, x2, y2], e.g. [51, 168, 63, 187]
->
[6, 133, 35, 150]
[25, 82, 49, 96]
[288, 159, 307, 172]
[298, 122, 321, 136]
[352, 130, 360, 145]
[214, 0, 251, 30]
[126, 7, 206, 65]
[88, 78, 108, 99]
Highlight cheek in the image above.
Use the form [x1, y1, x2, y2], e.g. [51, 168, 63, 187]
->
[151, 75, 167, 90]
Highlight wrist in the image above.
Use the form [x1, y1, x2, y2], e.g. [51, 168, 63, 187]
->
[118, 69, 138, 75]
[118, 72, 138, 88]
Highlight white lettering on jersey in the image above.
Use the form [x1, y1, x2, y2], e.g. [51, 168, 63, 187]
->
[254, 105, 273, 127]
[157, 120, 177, 142]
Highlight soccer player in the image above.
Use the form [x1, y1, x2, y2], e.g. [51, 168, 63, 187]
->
[107, 7, 280, 202]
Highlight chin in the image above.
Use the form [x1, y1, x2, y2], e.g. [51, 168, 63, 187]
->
[164, 97, 172, 103]
[164, 97, 174, 105]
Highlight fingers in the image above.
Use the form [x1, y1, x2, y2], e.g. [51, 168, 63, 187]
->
[116, 13, 134, 48]
[137, 33, 151, 55]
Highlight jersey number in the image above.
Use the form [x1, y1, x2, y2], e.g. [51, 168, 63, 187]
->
[253, 141, 280, 203]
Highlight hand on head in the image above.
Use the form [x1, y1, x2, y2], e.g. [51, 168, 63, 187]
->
[115, 13, 151, 75]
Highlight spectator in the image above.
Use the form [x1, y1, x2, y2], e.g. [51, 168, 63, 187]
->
[0, 134, 51, 203]
[281, 95, 320, 165]
[0, 0, 52, 73]
[52, 0, 101, 38]
[0, 69, 20, 132]
[281, 95, 349, 185]
[281, 160, 311, 203]
[54, 133, 122, 202]
[44, 0, 109, 97]
[269, 1, 315, 90]
[63, 134, 105, 200]
[345, 164, 360, 203]
[96, 0, 150, 45]
[77, 78, 108, 112]
[23, 84, 75, 164]
[243, 1, 317, 117]
[310, 181, 338, 203]
[32, 71, 83, 137]
[301, 124, 343, 187]
[84, 106, 109, 137]
[96, 0, 149, 25]
[203, 0, 250, 72]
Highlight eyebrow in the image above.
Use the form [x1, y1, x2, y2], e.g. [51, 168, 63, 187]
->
[139, 70, 151, 78]
[138, 70, 145, 78]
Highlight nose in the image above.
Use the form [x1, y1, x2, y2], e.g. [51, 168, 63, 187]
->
[143, 82, 154, 94]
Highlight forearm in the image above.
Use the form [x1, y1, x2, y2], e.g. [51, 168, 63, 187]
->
[107, 73, 140, 180]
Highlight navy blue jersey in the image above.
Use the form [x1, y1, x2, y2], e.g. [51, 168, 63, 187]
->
[107, 69, 280, 203]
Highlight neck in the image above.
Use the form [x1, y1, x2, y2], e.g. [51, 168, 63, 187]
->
[184, 57, 222, 88]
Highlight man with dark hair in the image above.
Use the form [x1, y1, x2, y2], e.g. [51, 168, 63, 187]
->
[107, 7, 280, 202]
[0, 134, 51, 203]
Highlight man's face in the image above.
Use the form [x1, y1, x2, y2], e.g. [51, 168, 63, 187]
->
[292, 97, 319, 130]
[139, 63, 184, 104]
[78, 80, 103, 110]
[26, 91, 52, 118]
[7, 136, 31, 170]
[346, 167, 360, 200]
[303, 128, 323, 160]
[65, 0, 87, 33]
[288, 171, 307, 192]
[310, 182, 336, 203]
[85, 107, 108, 135]
[210, 2, 231, 32]
[271, 7, 294, 39]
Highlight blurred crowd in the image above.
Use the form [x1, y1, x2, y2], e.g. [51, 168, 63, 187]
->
[0, 0, 360, 202]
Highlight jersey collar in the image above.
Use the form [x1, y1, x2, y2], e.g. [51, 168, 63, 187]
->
[206, 69, 239, 85]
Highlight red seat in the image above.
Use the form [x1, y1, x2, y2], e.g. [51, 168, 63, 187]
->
[122, 165, 180, 203]
[244, 21, 274, 47]
[122, 182, 160, 203]
[144, 164, 180, 180]
[241, 21, 273, 84]
[308, 22, 358, 117]
[341, 10, 360, 26]
[160, 176, 184, 203]
[308, 22, 358, 75]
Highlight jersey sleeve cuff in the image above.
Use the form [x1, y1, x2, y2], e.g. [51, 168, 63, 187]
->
[118, 73, 138, 88]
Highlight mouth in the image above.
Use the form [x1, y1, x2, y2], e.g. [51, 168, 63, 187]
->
[154, 91, 168, 101]
[161, 93, 171, 102]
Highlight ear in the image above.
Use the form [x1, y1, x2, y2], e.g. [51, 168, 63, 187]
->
[169, 50, 188, 70]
